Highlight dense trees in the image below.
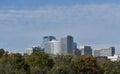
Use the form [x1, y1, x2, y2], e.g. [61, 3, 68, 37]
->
[99, 61, 120, 74]
[71, 55, 103, 74]
[0, 52, 30, 74]
[49, 55, 103, 74]
[26, 52, 54, 74]
[0, 48, 5, 58]
[0, 48, 120, 74]
[48, 55, 73, 74]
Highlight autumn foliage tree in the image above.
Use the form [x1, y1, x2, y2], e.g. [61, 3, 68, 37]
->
[71, 55, 103, 74]
[1, 48, 120, 74]
[26, 52, 54, 74]
[48, 55, 73, 74]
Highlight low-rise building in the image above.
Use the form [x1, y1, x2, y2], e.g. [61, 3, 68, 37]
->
[26, 46, 42, 55]
[94, 47, 115, 57]
[107, 54, 120, 62]
[74, 48, 81, 56]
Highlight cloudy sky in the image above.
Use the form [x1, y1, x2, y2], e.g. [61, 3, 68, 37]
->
[1, 0, 120, 53]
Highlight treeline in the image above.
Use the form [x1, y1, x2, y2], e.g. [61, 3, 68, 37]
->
[0, 49, 120, 74]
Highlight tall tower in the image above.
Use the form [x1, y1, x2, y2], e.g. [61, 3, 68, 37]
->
[43, 36, 56, 43]
[60, 35, 74, 54]
[42, 36, 56, 49]
[44, 40, 61, 55]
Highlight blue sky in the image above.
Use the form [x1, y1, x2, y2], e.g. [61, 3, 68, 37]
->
[1, 0, 120, 9]
[1, 0, 120, 53]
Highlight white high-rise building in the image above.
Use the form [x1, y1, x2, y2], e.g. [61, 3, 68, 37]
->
[44, 35, 74, 55]
[44, 40, 61, 55]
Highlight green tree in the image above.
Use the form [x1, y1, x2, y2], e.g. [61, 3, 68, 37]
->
[0, 53, 14, 74]
[71, 55, 102, 74]
[49, 54, 73, 74]
[26, 52, 54, 74]
[103, 61, 120, 74]
[0, 53, 30, 74]
[0, 48, 5, 58]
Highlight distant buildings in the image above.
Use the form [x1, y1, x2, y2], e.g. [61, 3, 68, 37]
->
[80, 46, 92, 55]
[107, 54, 120, 62]
[26, 46, 41, 55]
[44, 40, 61, 55]
[73, 42, 81, 56]
[60, 35, 74, 54]
[94, 49, 101, 57]
[25, 35, 117, 58]
[94, 47, 115, 57]
[44, 35, 74, 55]
[74, 48, 81, 56]
[43, 36, 56, 43]
[42, 36, 56, 49]
[73, 42, 77, 50]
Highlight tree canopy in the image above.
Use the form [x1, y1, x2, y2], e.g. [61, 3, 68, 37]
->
[0, 48, 120, 74]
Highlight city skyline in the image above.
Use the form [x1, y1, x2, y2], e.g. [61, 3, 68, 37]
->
[1, 0, 120, 53]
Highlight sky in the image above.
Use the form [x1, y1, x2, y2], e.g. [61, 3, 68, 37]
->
[1, 0, 120, 53]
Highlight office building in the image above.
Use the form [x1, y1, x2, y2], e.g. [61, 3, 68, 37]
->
[80, 46, 92, 55]
[44, 40, 61, 55]
[26, 46, 41, 55]
[26, 48, 33, 55]
[100, 47, 115, 56]
[94, 49, 101, 57]
[74, 48, 81, 56]
[94, 47, 115, 57]
[42, 36, 56, 49]
[60, 35, 74, 54]
[43, 36, 56, 43]
[73, 42, 77, 49]
[73, 42, 81, 56]
[107, 54, 120, 62]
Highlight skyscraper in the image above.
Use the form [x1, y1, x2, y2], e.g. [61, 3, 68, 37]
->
[43, 36, 56, 42]
[44, 40, 61, 55]
[80, 46, 92, 55]
[60, 35, 74, 54]
[42, 36, 56, 49]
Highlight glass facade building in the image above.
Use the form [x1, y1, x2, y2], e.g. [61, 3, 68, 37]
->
[60, 35, 74, 54]
[43, 36, 56, 42]
[80, 46, 92, 55]
[42, 36, 56, 49]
